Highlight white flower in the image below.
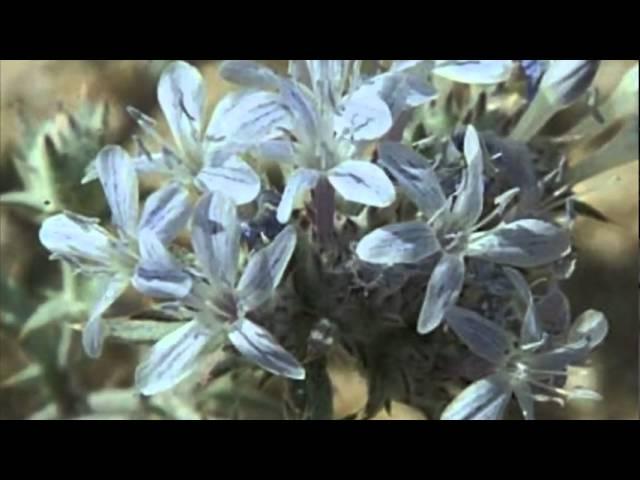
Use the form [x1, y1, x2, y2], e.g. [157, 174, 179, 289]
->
[39, 146, 192, 358]
[134, 192, 304, 396]
[357, 125, 571, 334]
[441, 268, 608, 420]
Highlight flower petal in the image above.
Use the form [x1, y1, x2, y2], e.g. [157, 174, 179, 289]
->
[191, 192, 241, 288]
[82, 275, 130, 358]
[328, 160, 396, 208]
[196, 155, 261, 205]
[96, 145, 139, 236]
[356, 221, 440, 265]
[446, 306, 513, 364]
[279, 80, 318, 144]
[39, 213, 113, 269]
[450, 125, 485, 228]
[251, 140, 297, 165]
[157, 61, 205, 156]
[218, 60, 280, 90]
[433, 60, 513, 85]
[536, 287, 571, 336]
[503, 267, 544, 347]
[205, 90, 292, 150]
[513, 381, 536, 420]
[228, 319, 305, 380]
[132, 231, 192, 299]
[138, 182, 191, 243]
[568, 309, 608, 349]
[467, 219, 571, 268]
[378, 142, 446, 217]
[417, 254, 465, 335]
[335, 87, 392, 141]
[441, 373, 512, 420]
[237, 225, 297, 312]
[276, 168, 321, 224]
[135, 320, 216, 396]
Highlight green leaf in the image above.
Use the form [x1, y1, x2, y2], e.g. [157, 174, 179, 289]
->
[106, 319, 187, 344]
[0, 364, 44, 389]
[20, 297, 85, 339]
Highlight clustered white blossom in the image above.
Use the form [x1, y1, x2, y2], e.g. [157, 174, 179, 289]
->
[39, 60, 611, 420]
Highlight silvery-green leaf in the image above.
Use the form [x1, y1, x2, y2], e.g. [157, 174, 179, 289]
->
[503, 267, 543, 346]
[0, 191, 50, 211]
[83, 275, 130, 358]
[196, 155, 261, 205]
[135, 320, 213, 396]
[191, 192, 241, 287]
[276, 168, 321, 224]
[96, 146, 139, 237]
[378, 142, 446, 217]
[205, 90, 292, 149]
[451, 125, 484, 228]
[138, 182, 191, 243]
[218, 60, 280, 90]
[133, 233, 192, 299]
[569, 309, 608, 349]
[327, 160, 396, 208]
[417, 254, 465, 335]
[0, 364, 43, 389]
[20, 297, 84, 339]
[237, 225, 297, 312]
[157, 61, 205, 157]
[467, 219, 571, 268]
[279, 80, 318, 144]
[335, 87, 393, 141]
[539, 60, 600, 107]
[251, 140, 297, 164]
[441, 373, 512, 420]
[433, 60, 513, 85]
[446, 306, 512, 364]
[39, 214, 113, 268]
[356, 221, 440, 265]
[107, 319, 186, 344]
[513, 381, 536, 420]
[228, 318, 305, 380]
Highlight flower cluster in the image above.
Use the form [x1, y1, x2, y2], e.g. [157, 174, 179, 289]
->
[39, 60, 619, 420]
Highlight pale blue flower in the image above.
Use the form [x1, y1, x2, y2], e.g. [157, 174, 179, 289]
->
[357, 125, 571, 334]
[40, 145, 192, 358]
[135, 192, 304, 396]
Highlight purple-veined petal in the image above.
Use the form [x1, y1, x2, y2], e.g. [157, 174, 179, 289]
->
[228, 318, 305, 380]
[196, 155, 261, 206]
[568, 309, 608, 349]
[356, 221, 440, 265]
[96, 146, 139, 236]
[467, 219, 571, 268]
[513, 381, 536, 420]
[446, 306, 513, 365]
[417, 254, 465, 335]
[335, 87, 393, 141]
[327, 160, 396, 208]
[441, 373, 512, 420]
[503, 267, 544, 347]
[433, 60, 513, 85]
[536, 286, 571, 336]
[191, 192, 241, 288]
[218, 60, 280, 90]
[138, 182, 191, 243]
[157, 61, 205, 157]
[132, 231, 192, 299]
[83, 275, 130, 358]
[276, 168, 321, 224]
[378, 142, 446, 217]
[237, 225, 297, 312]
[251, 139, 297, 165]
[279, 79, 318, 144]
[451, 125, 485, 229]
[39, 213, 113, 268]
[135, 320, 217, 396]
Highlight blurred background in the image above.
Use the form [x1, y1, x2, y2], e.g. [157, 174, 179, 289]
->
[0, 60, 637, 420]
